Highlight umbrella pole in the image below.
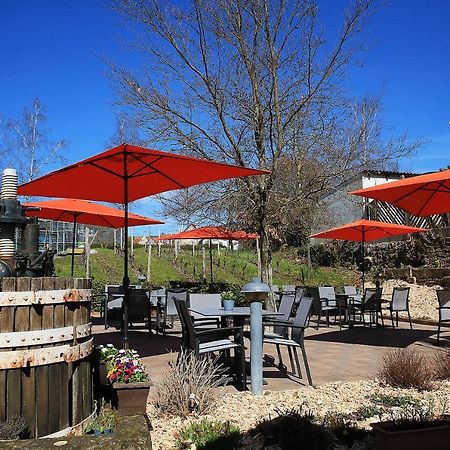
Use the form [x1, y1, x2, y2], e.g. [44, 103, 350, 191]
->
[122, 148, 130, 349]
[71, 215, 77, 277]
[209, 238, 213, 285]
[362, 228, 365, 291]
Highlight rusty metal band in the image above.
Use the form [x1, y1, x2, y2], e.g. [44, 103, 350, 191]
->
[0, 323, 92, 348]
[0, 338, 94, 369]
[0, 289, 92, 306]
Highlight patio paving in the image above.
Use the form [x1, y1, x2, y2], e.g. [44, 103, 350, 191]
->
[92, 319, 448, 391]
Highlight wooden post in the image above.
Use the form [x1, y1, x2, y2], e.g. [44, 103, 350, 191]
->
[85, 227, 90, 279]
[147, 242, 152, 283]
[256, 238, 261, 278]
[130, 228, 134, 256]
[202, 244, 206, 281]
[113, 229, 117, 254]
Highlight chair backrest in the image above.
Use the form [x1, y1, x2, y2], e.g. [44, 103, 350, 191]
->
[363, 288, 382, 310]
[274, 294, 295, 335]
[174, 298, 196, 350]
[391, 287, 410, 311]
[437, 290, 450, 308]
[165, 289, 187, 316]
[291, 297, 313, 342]
[271, 285, 280, 293]
[189, 294, 221, 319]
[149, 287, 166, 306]
[318, 286, 336, 306]
[128, 289, 150, 322]
[344, 286, 357, 296]
[283, 285, 296, 294]
[294, 287, 305, 305]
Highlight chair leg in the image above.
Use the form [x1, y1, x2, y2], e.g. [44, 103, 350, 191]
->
[407, 309, 413, 330]
[437, 320, 441, 346]
[275, 344, 284, 370]
[390, 309, 395, 329]
[316, 312, 321, 329]
[326, 311, 329, 327]
[380, 310, 385, 330]
[287, 346, 296, 374]
[292, 347, 302, 378]
[396, 311, 399, 328]
[300, 337, 313, 385]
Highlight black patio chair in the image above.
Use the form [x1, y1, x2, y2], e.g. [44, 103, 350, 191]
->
[174, 299, 246, 390]
[437, 290, 450, 346]
[128, 288, 152, 333]
[351, 287, 384, 329]
[262, 296, 313, 385]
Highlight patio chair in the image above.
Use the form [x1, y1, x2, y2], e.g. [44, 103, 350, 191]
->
[174, 298, 246, 390]
[159, 288, 186, 335]
[344, 286, 362, 304]
[104, 285, 123, 329]
[272, 293, 295, 338]
[128, 288, 152, 333]
[317, 286, 344, 329]
[294, 287, 305, 305]
[384, 287, 412, 329]
[189, 293, 222, 327]
[351, 288, 384, 329]
[263, 296, 313, 385]
[436, 290, 450, 345]
[282, 285, 296, 294]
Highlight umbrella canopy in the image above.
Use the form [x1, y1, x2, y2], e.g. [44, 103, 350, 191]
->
[158, 226, 259, 283]
[309, 219, 426, 287]
[24, 198, 163, 228]
[18, 144, 269, 347]
[24, 198, 163, 276]
[350, 169, 450, 216]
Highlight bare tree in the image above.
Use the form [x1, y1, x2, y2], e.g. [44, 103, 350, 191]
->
[2, 98, 67, 183]
[108, 0, 419, 285]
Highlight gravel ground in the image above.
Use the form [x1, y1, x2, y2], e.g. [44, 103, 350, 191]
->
[147, 379, 450, 449]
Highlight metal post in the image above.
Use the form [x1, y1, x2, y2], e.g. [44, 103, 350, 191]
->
[362, 227, 366, 291]
[209, 238, 213, 284]
[250, 301, 263, 395]
[122, 146, 130, 349]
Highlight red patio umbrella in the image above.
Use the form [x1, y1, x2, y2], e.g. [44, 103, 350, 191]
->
[309, 219, 426, 287]
[350, 169, 450, 216]
[158, 226, 259, 283]
[24, 198, 163, 276]
[18, 144, 269, 346]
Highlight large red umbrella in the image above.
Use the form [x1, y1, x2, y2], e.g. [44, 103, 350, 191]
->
[350, 169, 450, 216]
[18, 144, 268, 346]
[24, 198, 163, 276]
[158, 226, 259, 283]
[309, 219, 426, 287]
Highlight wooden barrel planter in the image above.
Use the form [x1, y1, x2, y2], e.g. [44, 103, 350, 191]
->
[0, 277, 94, 438]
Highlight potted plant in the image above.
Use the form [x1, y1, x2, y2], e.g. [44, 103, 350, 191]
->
[371, 402, 450, 450]
[107, 348, 152, 416]
[221, 291, 235, 311]
[86, 408, 116, 436]
[95, 344, 119, 385]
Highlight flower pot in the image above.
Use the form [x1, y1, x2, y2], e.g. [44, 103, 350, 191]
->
[111, 381, 152, 416]
[371, 419, 450, 450]
[223, 299, 235, 311]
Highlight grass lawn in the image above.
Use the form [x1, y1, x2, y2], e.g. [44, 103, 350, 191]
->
[54, 246, 358, 293]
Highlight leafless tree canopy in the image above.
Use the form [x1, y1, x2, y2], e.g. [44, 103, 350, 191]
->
[108, 0, 420, 283]
[1, 98, 67, 183]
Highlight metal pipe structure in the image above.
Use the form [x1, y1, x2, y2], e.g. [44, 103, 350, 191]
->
[250, 301, 263, 395]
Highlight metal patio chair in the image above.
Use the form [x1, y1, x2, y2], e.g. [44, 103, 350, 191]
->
[174, 298, 246, 390]
[316, 286, 344, 329]
[351, 287, 384, 329]
[263, 296, 313, 385]
[128, 288, 152, 333]
[159, 288, 186, 335]
[385, 287, 412, 329]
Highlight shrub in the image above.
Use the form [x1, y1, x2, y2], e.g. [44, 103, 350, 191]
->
[352, 404, 383, 420]
[433, 350, 450, 380]
[368, 392, 421, 408]
[0, 417, 28, 440]
[154, 349, 226, 416]
[377, 349, 434, 390]
[176, 420, 241, 450]
[245, 407, 334, 450]
[323, 412, 371, 447]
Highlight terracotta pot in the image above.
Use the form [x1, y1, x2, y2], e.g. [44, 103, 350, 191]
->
[371, 419, 450, 450]
[112, 381, 152, 416]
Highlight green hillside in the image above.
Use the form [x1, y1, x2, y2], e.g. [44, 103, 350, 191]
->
[54, 246, 358, 293]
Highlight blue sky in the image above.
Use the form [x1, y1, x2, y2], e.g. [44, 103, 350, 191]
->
[1, 1, 449, 231]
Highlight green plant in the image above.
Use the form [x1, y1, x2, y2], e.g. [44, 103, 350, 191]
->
[352, 404, 383, 420]
[323, 412, 370, 447]
[85, 408, 116, 434]
[154, 349, 227, 416]
[246, 407, 334, 450]
[377, 348, 434, 390]
[0, 417, 28, 440]
[176, 420, 241, 450]
[369, 392, 421, 408]
[221, 291, 235, 301]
